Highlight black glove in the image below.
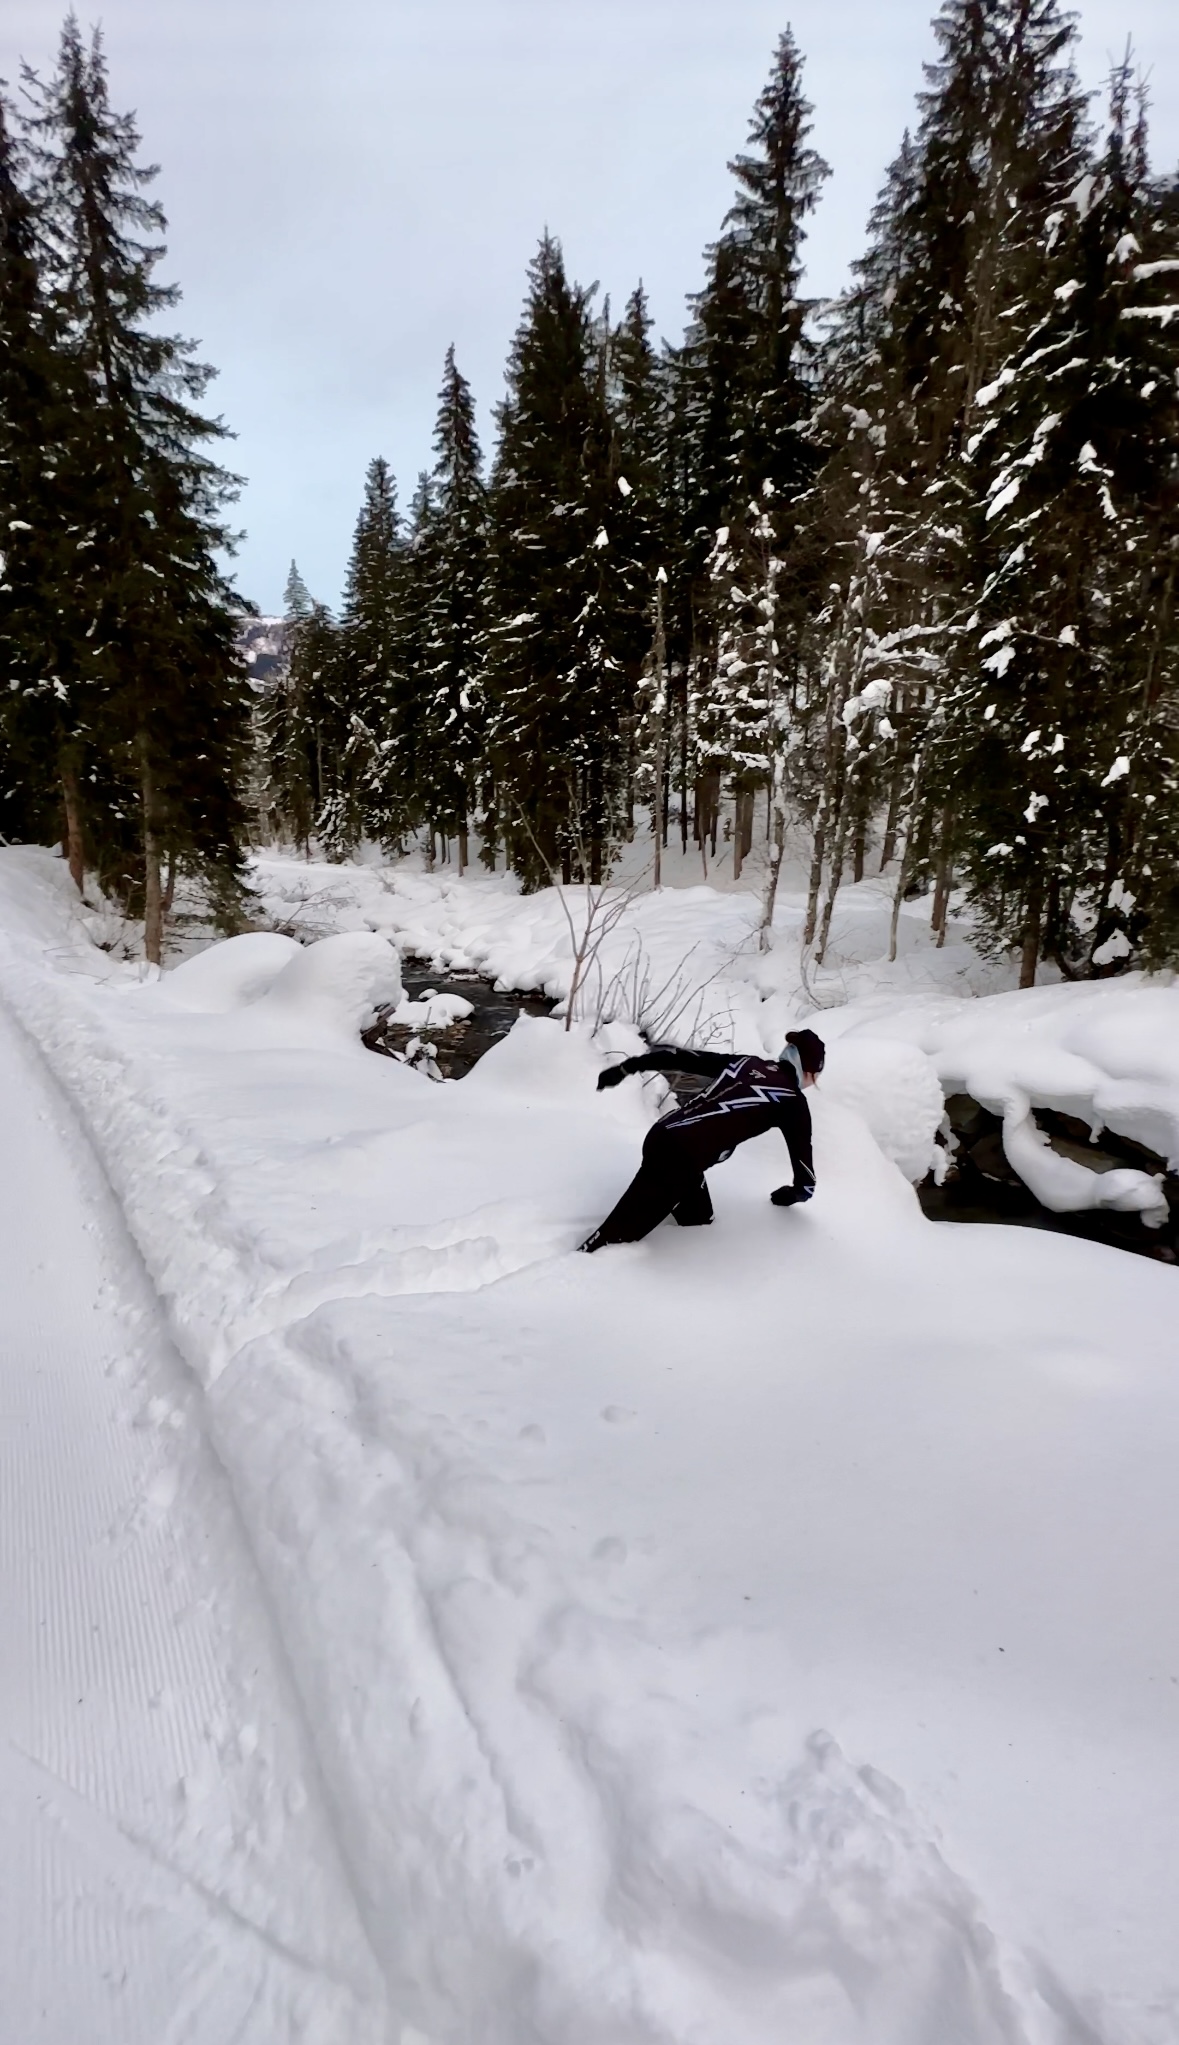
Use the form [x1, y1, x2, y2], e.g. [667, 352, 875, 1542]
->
[596, 1064, 629, 1092]
[770, 1184, 812, 1207]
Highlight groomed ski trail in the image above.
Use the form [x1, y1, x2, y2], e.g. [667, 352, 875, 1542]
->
[0, 998, 389, 2045]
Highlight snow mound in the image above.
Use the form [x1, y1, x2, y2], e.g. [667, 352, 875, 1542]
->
[464, 1011, 615, 1099]
[256, 931, 403, 1039]
[165, 931, 303, 1011]
[1003, 1103, 1168, 1223]
[821, 1038, 944, 1183]
[389, 989, 475, 1029]
[808, 1091, 925, 1229]
[834, 976, 1179, 1219]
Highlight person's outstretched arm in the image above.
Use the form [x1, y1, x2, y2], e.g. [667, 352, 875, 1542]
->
[770, 1094, 816, 1206]
[596, 1044, 732, 1091]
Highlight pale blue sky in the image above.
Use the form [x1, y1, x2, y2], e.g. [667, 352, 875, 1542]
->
[5, 0, 1178, 613]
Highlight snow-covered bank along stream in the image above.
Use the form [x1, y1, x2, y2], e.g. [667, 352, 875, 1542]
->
[2, 844, 1178, 2044]
[254, 852, 1178, 1246]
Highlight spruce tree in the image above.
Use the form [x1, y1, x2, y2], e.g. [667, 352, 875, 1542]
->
[0, 82, 75, 865]
[283, 559, 313, 623]
[264, 565, 326, 848]
[607, 287, 680, 850]
[485, 235, 634, 883]
[24, 19, 251, 955]
[685, 33, 828, 865]
[284, 601, 339, 848]
[414, 347, 487, 868]
[943, 61, 1179, 979]
[724, 28, 829, 504]
[809, 0, 1093, 956]
[333, 455, 405, 852]
[796, 134, 947, 952]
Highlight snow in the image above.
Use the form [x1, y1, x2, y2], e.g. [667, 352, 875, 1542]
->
[0, 962, 386, 2044]
[250, 850, 1179, 1208]
[2, 843, 1178, 2044]
[254, 929, 403, 1038]
[389, 989, 476, 1030]
[829, 976, 1179, 1199]
[166, 930, 303, 1009]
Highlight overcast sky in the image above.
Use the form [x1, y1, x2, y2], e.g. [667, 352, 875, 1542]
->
[5, 1, 1177, 614]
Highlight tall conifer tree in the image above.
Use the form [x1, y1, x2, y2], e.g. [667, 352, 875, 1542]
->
[24, 18, 250, 954]
[0, 84, 75, 863]
[486, 235, 633, 882]
[334, 455, 405, 851]
[415, 347, 487, 866]
[688, 33, 828, 857]
[943, 61, 1179, 978]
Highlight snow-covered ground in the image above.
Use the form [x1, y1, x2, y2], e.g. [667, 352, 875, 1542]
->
[2, 842, 1177, 2045]
[0, 945, 387, 2043]
[253, 849, 1178, 1220]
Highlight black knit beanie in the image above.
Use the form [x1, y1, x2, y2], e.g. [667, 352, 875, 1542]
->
[782, 1027, 826, 1077]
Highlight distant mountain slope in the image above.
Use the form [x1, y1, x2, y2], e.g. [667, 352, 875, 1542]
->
[237, 616, 288, 688]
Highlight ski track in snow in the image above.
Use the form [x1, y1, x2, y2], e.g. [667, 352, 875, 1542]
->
[2, 849, 1178, 2045]
[0, 997, 388, 2045]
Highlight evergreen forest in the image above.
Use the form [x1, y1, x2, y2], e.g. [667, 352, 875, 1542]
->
[3, 4, 1178, 981]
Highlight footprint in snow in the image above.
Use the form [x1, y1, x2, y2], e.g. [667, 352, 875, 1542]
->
[601, 1404, 636, 1424]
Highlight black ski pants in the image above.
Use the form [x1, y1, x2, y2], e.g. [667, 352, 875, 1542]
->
[586, 1117, 716, 1248]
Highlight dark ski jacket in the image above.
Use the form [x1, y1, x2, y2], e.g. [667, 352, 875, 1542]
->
[616, 1046, 815, 1196]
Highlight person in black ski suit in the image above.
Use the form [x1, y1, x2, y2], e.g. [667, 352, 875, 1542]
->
[580, 1027, 825, 1252]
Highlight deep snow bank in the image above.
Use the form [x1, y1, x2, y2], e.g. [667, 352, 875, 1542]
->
[252, 853, 1178, 1221]
[2, 845, 1178, 2045]
[829, 980, 1178, 1222]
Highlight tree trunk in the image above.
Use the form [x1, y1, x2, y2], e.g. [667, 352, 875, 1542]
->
[139, 735, 164, 968]
[679, 683, 689, 856]
[879, 751, 904, 871]
[652, 722, 664, 891]
[732, 788, 754, 879]
[886, 742, 927, 964]
[853, 810, 867, 886]
[162, 852, 177, 914]
[804, 658, 851, 943]
[651, 578, 667, 889]
[1019, 871, 1045, 990]
[695, 770, 720, 856]
[816, 764, 856, 965]
[930, 809, 954, 948]
[888, 837, 915, 965]
[759, 773, 786, 954]
[60, 756, 85, 893]
[458, 819, 468, 875]
[803, 810, 826, 948]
